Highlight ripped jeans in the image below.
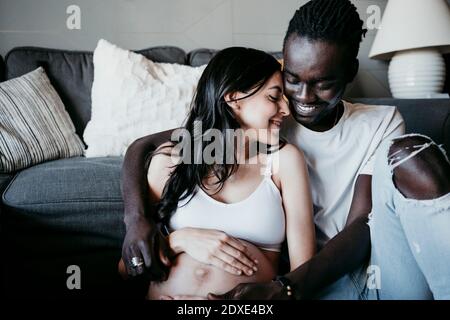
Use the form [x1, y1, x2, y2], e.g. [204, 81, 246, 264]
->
[367, 133, 450, 299]
[319, 134, 450, 300]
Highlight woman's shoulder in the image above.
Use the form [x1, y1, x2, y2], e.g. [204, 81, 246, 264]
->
[148, 142, 180, 177]
[275, 143, 307, 176]
[278, 143, 305, 162]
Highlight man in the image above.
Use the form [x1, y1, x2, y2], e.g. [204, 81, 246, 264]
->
[121, 0, 450, 299]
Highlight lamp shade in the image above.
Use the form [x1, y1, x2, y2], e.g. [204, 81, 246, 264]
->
[369, 0, 450, 60]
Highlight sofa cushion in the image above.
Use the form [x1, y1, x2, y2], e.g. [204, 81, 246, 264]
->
[2, 156, 125, 254]
[84, 40, 205, 157]
[351, 98, 450, 153]
[187, 48, 218, 67]
[0, 67, 85, 173]
[187, 48, 283, 67]
[4, 46, 187, 139]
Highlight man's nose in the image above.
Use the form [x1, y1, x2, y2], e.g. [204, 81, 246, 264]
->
[295, 83, 316, 104]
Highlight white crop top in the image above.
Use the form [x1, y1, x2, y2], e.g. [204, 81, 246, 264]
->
[168, 153, 286, 252]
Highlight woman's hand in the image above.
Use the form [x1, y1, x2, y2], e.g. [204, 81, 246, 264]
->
[121, 216, 173, 280]
[169, 228, 259, 276]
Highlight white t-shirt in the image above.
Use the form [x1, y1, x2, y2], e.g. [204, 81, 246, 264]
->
[281, 101, 405, 248]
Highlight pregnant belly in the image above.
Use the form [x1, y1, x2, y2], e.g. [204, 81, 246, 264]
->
[147, 240, 278, 300]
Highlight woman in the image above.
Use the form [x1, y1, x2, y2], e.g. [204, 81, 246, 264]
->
[122, 47, 315, 299]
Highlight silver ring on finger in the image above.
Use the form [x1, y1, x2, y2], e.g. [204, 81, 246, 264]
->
[131, 256, 144, 268]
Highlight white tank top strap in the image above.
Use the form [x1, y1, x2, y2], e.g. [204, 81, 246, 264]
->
[262, 153, 273, 177]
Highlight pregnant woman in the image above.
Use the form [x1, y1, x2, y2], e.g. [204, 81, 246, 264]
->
[123, 47, 315, 299]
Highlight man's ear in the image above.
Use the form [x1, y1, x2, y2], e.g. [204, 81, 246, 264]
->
[346, 59, 359, 83]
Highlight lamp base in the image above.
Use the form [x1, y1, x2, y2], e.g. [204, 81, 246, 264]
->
[388, 48, 446, 99]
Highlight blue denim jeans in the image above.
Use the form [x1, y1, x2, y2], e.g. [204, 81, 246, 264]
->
[319, 134, 450, 300]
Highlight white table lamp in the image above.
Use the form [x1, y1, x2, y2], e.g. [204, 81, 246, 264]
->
[369, 0, 450, 98]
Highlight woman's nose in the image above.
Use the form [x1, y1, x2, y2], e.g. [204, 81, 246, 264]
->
[280, 96, 290, 117]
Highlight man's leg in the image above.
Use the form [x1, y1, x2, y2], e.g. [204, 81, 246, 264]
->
[315, 265, 368, 300]
[368, 134, 450, 299]
[388, 135, 450, 299]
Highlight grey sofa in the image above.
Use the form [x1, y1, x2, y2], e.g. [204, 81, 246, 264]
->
[1, 46, 449, 299]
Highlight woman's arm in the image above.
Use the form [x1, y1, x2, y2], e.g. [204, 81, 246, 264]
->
[278, 145, 315, 270]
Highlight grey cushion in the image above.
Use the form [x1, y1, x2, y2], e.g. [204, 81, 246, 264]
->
[2, 156, 125, 254]
[187, 48, 218, 67]
[0, 67, 85, 173]
[351, 98, 450, 153]
[137, 46, 187, 65]
[5, 46, 187, 139]
[187, 48, 283, 67]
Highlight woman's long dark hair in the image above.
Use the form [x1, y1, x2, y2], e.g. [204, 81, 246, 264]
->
[156, 47, 281, 223]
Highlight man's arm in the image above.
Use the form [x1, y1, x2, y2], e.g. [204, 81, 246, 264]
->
[121, 129, 174, 278]
[284, 174, 372, 298]
[210, 174, 372, 299]
[346, 174, 372, 227]
[122, 129, 174, 225]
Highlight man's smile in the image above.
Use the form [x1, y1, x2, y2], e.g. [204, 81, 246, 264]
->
[290, 100, 327, 117]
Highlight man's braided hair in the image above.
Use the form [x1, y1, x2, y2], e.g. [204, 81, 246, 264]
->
[284, 0, 367, 61]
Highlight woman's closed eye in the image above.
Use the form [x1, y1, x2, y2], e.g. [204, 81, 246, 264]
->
[269, 95, 282, 102]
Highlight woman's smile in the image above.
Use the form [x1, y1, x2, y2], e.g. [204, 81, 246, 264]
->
[269, 118, 283, 128]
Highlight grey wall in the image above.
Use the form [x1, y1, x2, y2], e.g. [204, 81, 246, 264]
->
[0, 0, 396, 97]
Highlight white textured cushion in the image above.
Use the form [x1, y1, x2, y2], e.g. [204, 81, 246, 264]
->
[83, 39, 206, 157]
[0, 67, 85, 173]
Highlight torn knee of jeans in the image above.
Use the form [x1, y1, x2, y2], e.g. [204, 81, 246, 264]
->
[387, 135, 450, 200]
[388, 135, 439, 169]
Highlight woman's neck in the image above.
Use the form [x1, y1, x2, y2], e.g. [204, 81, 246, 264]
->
[235, 137, 261, 164]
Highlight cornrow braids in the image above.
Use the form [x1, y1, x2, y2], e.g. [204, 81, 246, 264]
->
[284, 0, 367, 61]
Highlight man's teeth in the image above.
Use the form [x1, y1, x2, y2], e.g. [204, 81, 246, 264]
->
[297, 105, 317, 112]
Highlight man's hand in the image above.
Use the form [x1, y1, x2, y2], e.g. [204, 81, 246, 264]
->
[121, 216, 172, 280]
[207, 281, 289, 300]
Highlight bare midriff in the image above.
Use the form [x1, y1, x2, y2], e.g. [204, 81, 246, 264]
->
[147, 240, 278, 299]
